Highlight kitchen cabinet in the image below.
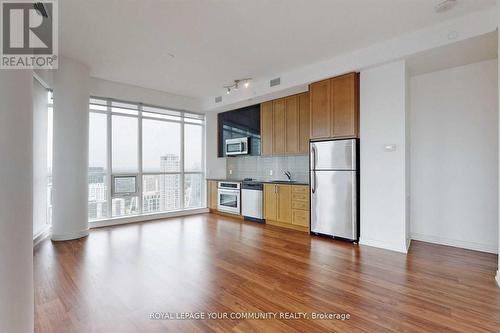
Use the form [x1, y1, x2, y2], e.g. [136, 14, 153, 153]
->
[277, 184, 292, 223]
[298, 93, 310, 154]
[261, 101, 274, 156]
[310, 79, 331, 140]
[291, 185, 309, 228]
[264, 184, 309, 232]
[260, 92, 310, 156]
[332, 73, 359, 138]
[273, 99, 286, 155]
[309, 72, 359, 140]
[207, 180, 218, 210]
[285, 96, 299, 154]
[264, 184, 291, 224]
[264, 184, 278, 220]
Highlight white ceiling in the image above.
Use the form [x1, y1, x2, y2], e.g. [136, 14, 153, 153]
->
[59, 0, 496, 100]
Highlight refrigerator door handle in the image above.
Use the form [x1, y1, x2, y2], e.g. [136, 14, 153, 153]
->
[351, 172, 357, 239]
[311, 170, 316, 194]
[311, 144, 316, 171]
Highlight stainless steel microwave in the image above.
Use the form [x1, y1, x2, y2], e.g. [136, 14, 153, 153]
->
[225, 137, 249, 156]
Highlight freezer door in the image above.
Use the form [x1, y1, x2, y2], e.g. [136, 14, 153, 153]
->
[310, 139, 357, 171]
[310, 170, 357, 240]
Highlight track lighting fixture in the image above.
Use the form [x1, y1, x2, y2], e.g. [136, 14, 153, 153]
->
[224, 78, 251, 95]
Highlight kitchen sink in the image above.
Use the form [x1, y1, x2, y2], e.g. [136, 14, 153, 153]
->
[270, 180, 297, 183]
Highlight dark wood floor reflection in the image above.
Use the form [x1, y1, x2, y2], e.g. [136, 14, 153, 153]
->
[34, 213, 500, 332]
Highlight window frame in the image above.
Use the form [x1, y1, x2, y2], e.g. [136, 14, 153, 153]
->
[88, 97, 205, 221]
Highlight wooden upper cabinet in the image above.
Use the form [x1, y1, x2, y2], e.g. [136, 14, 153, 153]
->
[285, 96, 299, 154]
[272, 99, 286, 155]
[261, 101, 273, 156]
[310, 79, 332, 140]
[298, 93, 310, 154]
[331, 73, 359, 138]
[264, 184, 278, 220]
[260, 91, 310, 156]
[309, 73, 359, 140]
[277, 185, 292, 224]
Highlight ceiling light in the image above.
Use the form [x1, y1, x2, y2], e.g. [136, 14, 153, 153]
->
[434, 0, 457, 13]
[223, 78, 252, 94]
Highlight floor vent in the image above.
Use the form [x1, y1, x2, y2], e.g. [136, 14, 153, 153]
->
[270, 77, 281, 87]
[215, 96, 222, 103]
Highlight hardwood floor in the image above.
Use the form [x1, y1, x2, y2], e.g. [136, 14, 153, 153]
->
[34, 213, 500, 332]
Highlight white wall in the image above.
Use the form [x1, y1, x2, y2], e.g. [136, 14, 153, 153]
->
[205, 112, 226, 179]
[360, 60, 409, 253]
[410, 60, 498, 253]
[0, 70, 34, 333]
[33, 78, 49, 237]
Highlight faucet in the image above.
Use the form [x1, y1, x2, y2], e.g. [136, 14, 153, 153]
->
[283, 170, 292, 181]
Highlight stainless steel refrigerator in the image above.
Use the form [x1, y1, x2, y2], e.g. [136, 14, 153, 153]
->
[310, 139, 358, 241]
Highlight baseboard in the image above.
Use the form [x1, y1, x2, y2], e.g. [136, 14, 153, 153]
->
[33, 225, 50, 247]
[410, 233, 497, 254]
[51, 229, 89, 241]
[406, 238, 412, 252]
[496, 271, 500, 287]
[89, 208, 209, 228]
[359, 237, 408, 253]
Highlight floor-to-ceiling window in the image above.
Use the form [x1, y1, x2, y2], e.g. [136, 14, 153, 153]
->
[88, 98, 205, 221]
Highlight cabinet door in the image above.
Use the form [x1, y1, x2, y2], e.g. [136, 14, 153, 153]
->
[298, 93, 310, 154]
[292, 210, 309, 227]
[277, 185, 292, 224]
[261, 101, 274, 156]
[331, 73, 359, 138]
[285, 96, 299, 154]
[264, 184, 277, 220]
[273, 99, 286, 155]
[207, 181, 218, 209]
[310, 79, 331, 140]
[211, 182, 218, 209]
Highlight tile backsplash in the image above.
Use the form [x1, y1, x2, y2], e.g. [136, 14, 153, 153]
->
[226, 155, 309, 183]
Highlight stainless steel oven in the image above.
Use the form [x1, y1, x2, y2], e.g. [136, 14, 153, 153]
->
[217, 181, 241, 214]
[225, 137, 249, 156]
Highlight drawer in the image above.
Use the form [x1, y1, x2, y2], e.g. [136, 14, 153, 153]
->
[292, 185, 309, 194]
[292, 193, 309, 202]
[292, 201, 309, 210]
[292, 210, 310, 227]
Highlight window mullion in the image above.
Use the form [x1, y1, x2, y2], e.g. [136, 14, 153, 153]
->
[180, 116, 185, 210]
[138, 104, 143, 214]
[106, 100, 112, 218]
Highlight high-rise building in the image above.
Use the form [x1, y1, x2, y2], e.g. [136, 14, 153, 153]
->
[160, 154, 180, 210]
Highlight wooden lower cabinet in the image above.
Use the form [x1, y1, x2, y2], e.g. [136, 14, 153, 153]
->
[264, 184, 309, 232]
[207, 180, 218, 210]
[264, 184, 278, 220]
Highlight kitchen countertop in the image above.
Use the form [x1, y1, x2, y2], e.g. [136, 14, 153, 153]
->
[206, 178, 309, 186]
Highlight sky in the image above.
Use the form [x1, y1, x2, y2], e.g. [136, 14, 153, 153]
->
[89, 113, 202, 173]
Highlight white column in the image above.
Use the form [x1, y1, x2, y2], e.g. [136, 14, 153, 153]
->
[359, 60, 409, 253]
[51, 57, 90, 240]
[0, 70, 34, 333]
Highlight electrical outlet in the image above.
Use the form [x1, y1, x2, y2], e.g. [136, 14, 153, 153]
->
[269, 170, 273, 176]
[229, 169, 233, 175]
